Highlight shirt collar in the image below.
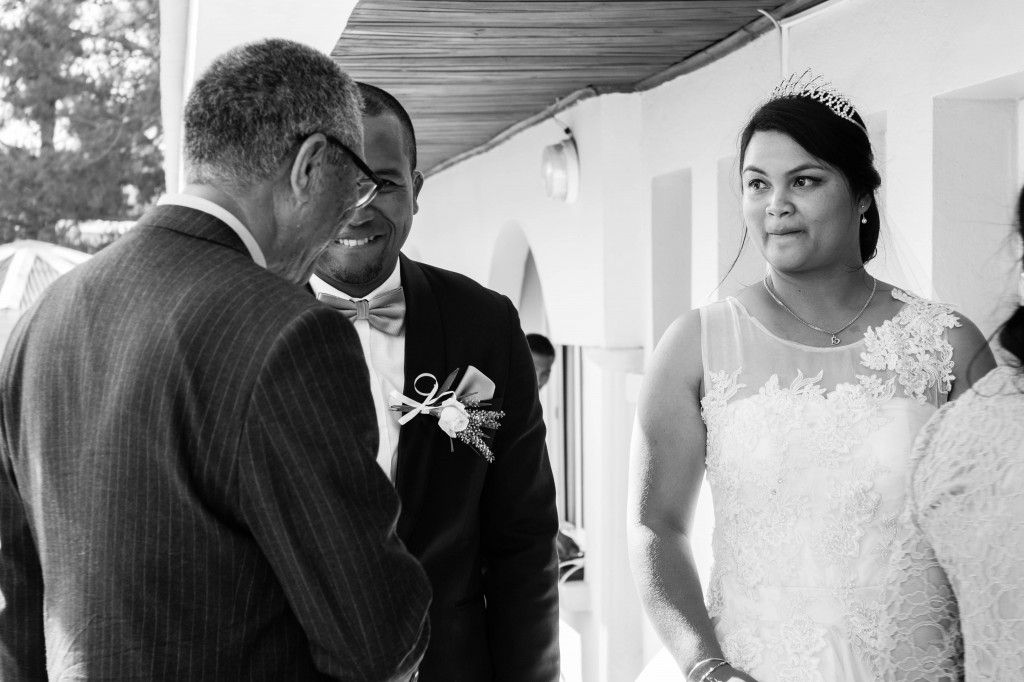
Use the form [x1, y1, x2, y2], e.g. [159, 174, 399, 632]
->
[310, 262, 402, 301]
[158, 194, 267, 268]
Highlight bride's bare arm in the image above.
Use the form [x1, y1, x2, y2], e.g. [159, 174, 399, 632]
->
[947, 314, 996, 400]
[627, 310, 759, 682]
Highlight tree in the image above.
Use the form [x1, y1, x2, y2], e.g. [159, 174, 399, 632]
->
[0, 0, 162, 245]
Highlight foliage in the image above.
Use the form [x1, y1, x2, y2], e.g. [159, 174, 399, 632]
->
[0, 0, 162, 245]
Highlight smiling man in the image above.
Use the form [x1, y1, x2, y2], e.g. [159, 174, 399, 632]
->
[311, 83, 560, 682]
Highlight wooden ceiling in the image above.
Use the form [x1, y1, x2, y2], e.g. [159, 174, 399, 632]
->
[332, 0, 826, 174]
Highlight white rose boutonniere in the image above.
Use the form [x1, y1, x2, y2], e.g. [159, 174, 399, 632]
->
[437, 402, 470, 437]
[389, 366, 504, 462]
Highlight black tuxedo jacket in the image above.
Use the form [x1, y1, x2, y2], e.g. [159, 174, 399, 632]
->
[0, 206, 430, 680]
[394, 255, 560, 681]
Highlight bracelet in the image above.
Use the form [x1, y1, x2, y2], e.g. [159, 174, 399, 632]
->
[686, 657, 728, 682]
[697, 660, 730, 682]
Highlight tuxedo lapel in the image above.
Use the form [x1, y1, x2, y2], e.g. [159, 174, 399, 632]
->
[395, 255, 449, 540]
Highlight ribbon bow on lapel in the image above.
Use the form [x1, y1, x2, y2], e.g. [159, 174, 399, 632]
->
[317, 286, 405, 335]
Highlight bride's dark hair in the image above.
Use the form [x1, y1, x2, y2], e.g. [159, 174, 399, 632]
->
[998, 185, 1024, 367]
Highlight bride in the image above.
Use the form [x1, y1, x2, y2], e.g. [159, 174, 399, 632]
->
[626, 72, 994, 682]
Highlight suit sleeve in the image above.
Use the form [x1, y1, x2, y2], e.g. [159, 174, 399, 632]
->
[481, 301, 560, 682]
[0, 446, 46, 681]
[238, 307, 431, 681]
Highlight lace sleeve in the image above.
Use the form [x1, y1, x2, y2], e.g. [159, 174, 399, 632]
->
[874, 417, 963, 682]
[904, 368, 1024, 678]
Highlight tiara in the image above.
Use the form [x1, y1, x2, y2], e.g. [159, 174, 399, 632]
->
[768, 69, 867, 134]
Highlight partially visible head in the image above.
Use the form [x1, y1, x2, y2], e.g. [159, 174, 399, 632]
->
[315, 82, 423, 297]
[359, 83, 418, 172]
[1019, 184, 1024, 253]
[185, 39, 363, 193]
[739, 81, 882, 268]
[999, 184, 1024, 366]
[527, 333, 556, 389]
[184, 39, 365, 282]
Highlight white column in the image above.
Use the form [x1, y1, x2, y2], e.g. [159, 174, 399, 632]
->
[577, 347, 646, 682]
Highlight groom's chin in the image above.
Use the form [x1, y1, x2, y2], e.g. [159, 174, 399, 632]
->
[316, 252, 385, 288]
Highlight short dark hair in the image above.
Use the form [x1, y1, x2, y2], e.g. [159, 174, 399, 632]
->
[185, 39, 361, 191]
[998, 185, 1024, 367]
[357, 82, 417, 172]
[526, 333, 555, 358]
[739, 94, 882, 264]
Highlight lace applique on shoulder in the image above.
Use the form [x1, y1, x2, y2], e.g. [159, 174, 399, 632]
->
[860, 289, 960, 403]
[701, 369, 746, 475]
[701, 368, 745, 423]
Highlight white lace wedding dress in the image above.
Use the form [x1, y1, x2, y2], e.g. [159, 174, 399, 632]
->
[699, 290, 959, 681]
[877, 364, 1024, 681]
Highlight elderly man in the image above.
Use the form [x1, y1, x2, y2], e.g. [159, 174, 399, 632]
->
[0, 39, 429, 681]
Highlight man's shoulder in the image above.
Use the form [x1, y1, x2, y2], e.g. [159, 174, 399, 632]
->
[82, 223, 326, 329]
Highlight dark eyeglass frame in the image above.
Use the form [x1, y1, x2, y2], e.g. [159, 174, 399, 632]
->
[304, 132, 382, 209]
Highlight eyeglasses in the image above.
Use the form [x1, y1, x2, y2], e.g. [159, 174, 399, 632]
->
[307, 133, 382, 209]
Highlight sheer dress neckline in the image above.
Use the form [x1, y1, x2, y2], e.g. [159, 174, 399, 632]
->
[698, 287, 963, 680]
[726, 290, 909, 353]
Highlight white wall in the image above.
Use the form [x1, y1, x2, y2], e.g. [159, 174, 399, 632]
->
[407, 1, 1024, 679]
[413, 0, 1024, 344]
[414, 93, 651, 349]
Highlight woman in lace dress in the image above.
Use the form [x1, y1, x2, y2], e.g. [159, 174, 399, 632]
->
[627, 73, 995, 682]
[877, 186, 1024, 681]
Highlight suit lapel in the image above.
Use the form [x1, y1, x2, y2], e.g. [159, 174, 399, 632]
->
[395, 255, 449, 540]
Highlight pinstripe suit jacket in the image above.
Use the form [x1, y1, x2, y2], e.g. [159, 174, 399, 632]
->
[392, 256, 559, 682]
[0, 206, 431, 681]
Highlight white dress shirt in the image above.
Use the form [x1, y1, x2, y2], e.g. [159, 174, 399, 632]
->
[310, 266, 404, 482]
[158, 194, 266, 267]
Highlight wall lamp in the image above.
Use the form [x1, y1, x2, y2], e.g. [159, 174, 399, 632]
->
[541, 122, 579, 203]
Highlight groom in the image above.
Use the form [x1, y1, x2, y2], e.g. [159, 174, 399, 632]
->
[311, 83, 560, 681]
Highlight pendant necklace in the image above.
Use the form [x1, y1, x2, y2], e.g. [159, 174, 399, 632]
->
[763, 274, 877, 346]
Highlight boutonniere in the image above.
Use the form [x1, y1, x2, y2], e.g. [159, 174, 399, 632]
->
[389, 366, 504, 462]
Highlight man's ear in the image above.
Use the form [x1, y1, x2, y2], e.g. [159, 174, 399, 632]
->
[411, 169, 424, 215]
[289, 134, 329, 203]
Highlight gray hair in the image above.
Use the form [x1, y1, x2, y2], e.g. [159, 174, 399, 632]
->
[184, 38, 362, 190]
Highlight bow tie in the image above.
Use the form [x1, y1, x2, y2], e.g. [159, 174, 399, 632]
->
[317, 286, 406, 335]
